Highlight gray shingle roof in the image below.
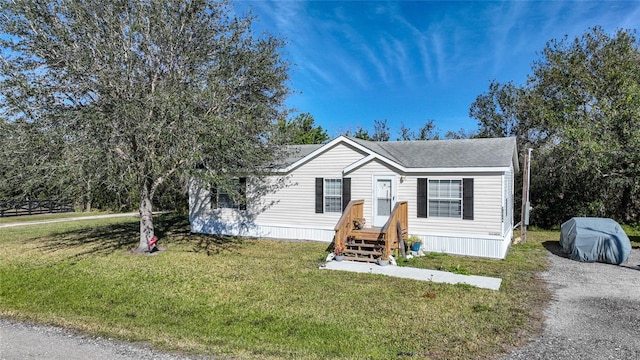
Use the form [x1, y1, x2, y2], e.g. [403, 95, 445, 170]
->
[348, 137, 517, 169]
[276, 144, 324, 167]
[278, 137, 518, 171]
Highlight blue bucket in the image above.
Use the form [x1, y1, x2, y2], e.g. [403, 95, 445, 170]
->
[411, 242, 421, 252]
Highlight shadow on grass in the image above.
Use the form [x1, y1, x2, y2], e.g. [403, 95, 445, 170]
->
[153, 215, 248, 256]
[184, 233, 247, 256]
[542, 240, 568, 259]
[30, 214, 246, 259]
[34, 220, 140, 258]
[629, 235, 640, 249]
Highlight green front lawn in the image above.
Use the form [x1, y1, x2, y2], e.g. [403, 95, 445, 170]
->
[0, 215, 553, 359]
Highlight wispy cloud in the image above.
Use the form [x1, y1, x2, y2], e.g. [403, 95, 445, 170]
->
[235, 0, 640, 134]
[381, 4, 434, 85]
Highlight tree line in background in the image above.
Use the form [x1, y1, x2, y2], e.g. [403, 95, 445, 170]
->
[470, 27, 640, 228]
[279, 115, 473, 145]
[1, 9, 638, 231]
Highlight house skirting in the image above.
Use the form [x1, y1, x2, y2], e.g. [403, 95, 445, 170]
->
[189, 218, 335, 242]
[415, 229, 512, 259]
[189, 218, 512, 259]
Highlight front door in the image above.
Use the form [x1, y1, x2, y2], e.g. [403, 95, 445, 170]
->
[373, 176, 395, 227]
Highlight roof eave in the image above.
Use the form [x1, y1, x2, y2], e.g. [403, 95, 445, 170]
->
[343, 153, 514, 174]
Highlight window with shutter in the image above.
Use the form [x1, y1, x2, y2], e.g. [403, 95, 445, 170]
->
[342, 178, 351, 211]
[315, 178, 344, 213]
[211, 177, 247, 210]
[462, 178, 474, 220]
[315, 178, 323, 213]
[417, 178, 427, 218]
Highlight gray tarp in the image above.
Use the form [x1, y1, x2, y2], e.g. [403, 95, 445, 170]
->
[560, 217, 631, 264]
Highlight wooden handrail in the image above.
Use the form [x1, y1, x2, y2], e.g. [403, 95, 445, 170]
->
[380, 201, 408, 258]
[333, 200, 408, 261]
[334, 199, 364, 249]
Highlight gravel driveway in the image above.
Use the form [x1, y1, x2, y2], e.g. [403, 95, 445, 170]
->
[502, 241, 640, 360]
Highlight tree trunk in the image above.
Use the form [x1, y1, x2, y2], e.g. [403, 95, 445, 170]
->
[620, 182, 633, 223]
[138, 194, 154, 252]
[85, 179, 92, 212]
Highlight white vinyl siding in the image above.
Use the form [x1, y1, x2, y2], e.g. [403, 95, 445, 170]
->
[401, 174, 504, 237]
[344, 160, 505, 236]
[247, 142, 366, 228]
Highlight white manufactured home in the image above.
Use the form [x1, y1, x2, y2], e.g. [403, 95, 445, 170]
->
[189, 136, 519, 259]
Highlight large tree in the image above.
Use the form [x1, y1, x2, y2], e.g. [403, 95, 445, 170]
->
[0, 0, 290, 250]
[470, 81, 527, 141]
[530, 28, 640, 224]
[470, 27, 640, 226]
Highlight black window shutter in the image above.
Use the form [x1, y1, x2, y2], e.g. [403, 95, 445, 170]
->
[463, 178, 474, 220]
[239, 177, 247, 210]
[211, 185, 218, 209]
[342, 178, 351, 211]
[417, 178, 428, 218]
[315, 178, 324, 213]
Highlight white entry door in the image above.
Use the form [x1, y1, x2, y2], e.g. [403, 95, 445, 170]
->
[373, 176, 395, 227]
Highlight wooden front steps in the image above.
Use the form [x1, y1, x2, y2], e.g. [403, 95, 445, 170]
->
[350, 227, 383, 241]
[344, 230, 384, 263]
[333, 200, 408, 264]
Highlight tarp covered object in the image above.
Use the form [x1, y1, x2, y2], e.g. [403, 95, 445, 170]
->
[560, 217, 631, 264]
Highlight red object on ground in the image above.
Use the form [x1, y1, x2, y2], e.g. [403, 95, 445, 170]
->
[149, 236, 158, 248]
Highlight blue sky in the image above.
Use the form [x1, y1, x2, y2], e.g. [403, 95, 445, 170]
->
[233, 1, 640, 138]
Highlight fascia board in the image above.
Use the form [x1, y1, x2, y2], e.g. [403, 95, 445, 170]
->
[342, 144, 514, 175]
[512, 145, 521, 173]
[343, 153, 404, 174]
[402, 167, 512, 174]
[343, 156, 512, 174]
[342, 154, 376, 175]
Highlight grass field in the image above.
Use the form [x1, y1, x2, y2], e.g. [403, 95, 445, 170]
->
[0, 214, 556, 359]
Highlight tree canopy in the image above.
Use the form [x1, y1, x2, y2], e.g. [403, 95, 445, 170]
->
[470, 27, 640, 227]
[276, 113, 329, 144]
[371, 119, 390, 141]
[341, 119, 460, 141]
[0, 0, 291, 249]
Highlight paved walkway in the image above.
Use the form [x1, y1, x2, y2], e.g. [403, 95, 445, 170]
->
[320, 259, 502, 290]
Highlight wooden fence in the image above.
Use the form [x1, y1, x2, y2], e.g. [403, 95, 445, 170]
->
[0, 199, 74, 217]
